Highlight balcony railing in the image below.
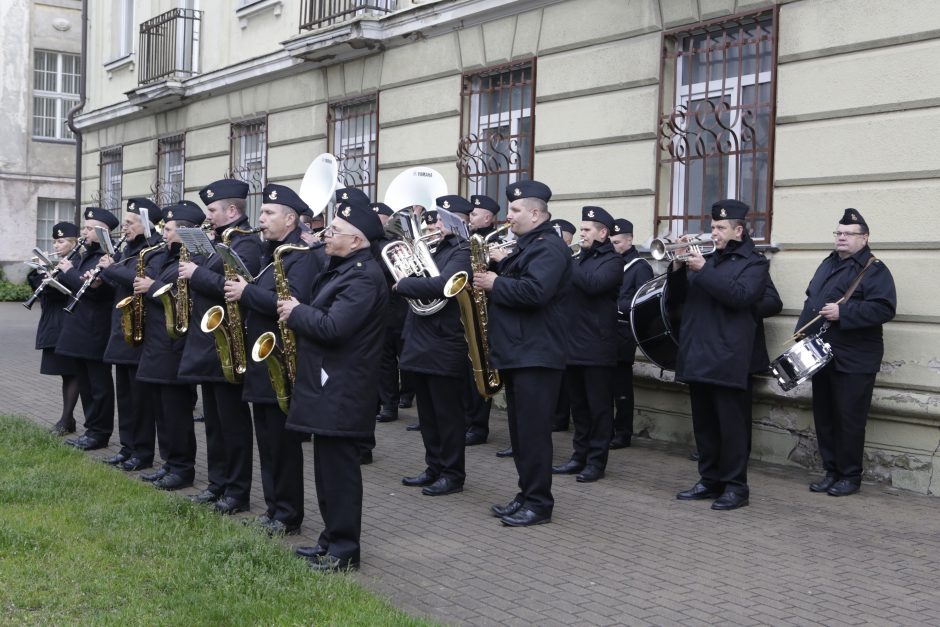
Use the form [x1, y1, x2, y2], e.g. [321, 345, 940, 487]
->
[138, 8, 201, 85]
[299, 0, 395, 30]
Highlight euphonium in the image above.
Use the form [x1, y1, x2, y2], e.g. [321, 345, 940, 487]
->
[116, 241, 166, 347]
[152, 244, 190, 339]
[251, 242, 307, 414]
[380, 208, 447, 316]
[443, 233, 502, 398]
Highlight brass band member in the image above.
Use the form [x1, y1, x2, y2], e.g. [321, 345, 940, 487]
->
[279, 196, 388, 572]
[27, 221, 81, 436]
[552, 206, 623, 483]
[473, 181, 572, 527]
[180, 179, 262, 513]
[799, 209, 896, 497]
[224, 184, 323, 535]
[134, 201, 205, 490]
[398, 203, 473, 497]
[58, 207, 118, 450]
[98, 199, 163, 471]
[670, 200, 769, 511]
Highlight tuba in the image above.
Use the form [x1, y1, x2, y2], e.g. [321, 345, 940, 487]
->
[116, 241, 166, 347]
[152, 244, 191, 339]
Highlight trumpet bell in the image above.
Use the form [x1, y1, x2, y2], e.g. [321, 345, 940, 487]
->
[650, 234, 716, 261]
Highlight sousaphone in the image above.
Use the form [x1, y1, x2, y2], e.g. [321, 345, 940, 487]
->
[298, 153, 340, 217]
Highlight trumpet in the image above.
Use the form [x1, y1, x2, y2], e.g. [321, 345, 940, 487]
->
[650, 233, 716, 261]
[568, 238, 583, 257]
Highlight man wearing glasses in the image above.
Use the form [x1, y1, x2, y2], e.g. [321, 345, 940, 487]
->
[797, 209, 896, 497]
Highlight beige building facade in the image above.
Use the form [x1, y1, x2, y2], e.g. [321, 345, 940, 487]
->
[74, 0, 939, 492]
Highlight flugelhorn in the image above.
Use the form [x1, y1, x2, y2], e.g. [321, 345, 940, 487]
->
[650, 233, 716, 261]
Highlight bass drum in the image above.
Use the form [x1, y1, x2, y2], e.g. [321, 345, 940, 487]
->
[630, 273, 683, 371]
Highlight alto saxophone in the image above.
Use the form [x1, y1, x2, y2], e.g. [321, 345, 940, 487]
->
[152, 244, 190, 339]
[116, 242, 167, 347]
[443, 233, 502, 398]
[251, 243, 307, 414]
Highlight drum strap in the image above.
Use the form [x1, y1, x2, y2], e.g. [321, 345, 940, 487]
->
[792, 255, 878, 341]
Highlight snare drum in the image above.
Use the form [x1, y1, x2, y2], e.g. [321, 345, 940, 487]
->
[770, 336, 833, 391]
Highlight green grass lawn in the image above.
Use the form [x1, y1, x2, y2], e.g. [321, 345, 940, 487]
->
[0, 416, 430, 626]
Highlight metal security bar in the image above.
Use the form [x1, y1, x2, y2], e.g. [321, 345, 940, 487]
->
[299, 0, 395, 30]
[138, 8, 201, 85]
[329, 97, 379, 203]
[98, 148, 123, 217]
[228, 119, 267, 225]
[656, 9, 777, 242]
[154, 134, 186, 206]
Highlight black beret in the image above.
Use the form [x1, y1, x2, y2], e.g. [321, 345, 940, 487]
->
[335, 187, 370, 210]
[711, 199, 749, 221]
[582, 206, 614, 232]
[370, 202, 394, 217]
[506, 180, 552, 202]
[161, 200, 206, 225]
[52, 221, 79, 239]
[470, 194, 500, 214]
[83, 206, 120, 231]
[551, 219, 576, 235]
[612, 218, 634, 235]
[335, 201, 384, 241]
[839, 208, 867, 228]
[436, 195, 472, 215]
[425, 210, 439, 225]
[263, 184, 310, 215]
[199, 179, 249, 206]
[126, 197, 160, 224]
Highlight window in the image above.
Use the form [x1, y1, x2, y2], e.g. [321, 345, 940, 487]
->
[33, 50, 80, 141]
[156, 135, 185, 205]
[656, 10, 777, 241]
[229, 119, 267, 224]
[457, 61, 535, 217]
[99, 148, 123, 218]
[113, 0, 135, 60]
[36, 199, 76, 251]
[329, 97, 378, 205]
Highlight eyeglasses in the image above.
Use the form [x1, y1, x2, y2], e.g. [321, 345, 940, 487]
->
[323, 227, 357, 238]
[833, 231, 865, 238]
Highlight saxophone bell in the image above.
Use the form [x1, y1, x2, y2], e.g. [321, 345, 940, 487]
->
[201, 305, 240, 384]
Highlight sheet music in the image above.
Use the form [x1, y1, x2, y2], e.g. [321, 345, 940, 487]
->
[140, 208, 151, 238]
[216, 244, 253, 282]
[176, 227, 216, 257]
[94, 226, 115, 256]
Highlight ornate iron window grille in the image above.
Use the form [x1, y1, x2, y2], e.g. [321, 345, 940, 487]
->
[655, 9, 777, 242]
[300, 0, 395, 30]
[154, 134, 185, 206]
[97, 148, 123, 218]
[138, 8, 201, 85]
[228, 119, 267, 225]
[329, 97, 378, 208]
[457, 61, 536, 218]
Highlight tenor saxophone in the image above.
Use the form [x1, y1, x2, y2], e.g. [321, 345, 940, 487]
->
[152, 244, 190, 339]
[115, 242, 166, 347]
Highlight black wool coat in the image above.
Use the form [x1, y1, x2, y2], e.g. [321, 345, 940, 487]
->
[565, 239, 624, 367]
[56, 244, 114, 360]
[615, 247, 655, 365]
[28, 269, 73, 350]
[136, 244, 188, 385]
[750, 275, 783, 374]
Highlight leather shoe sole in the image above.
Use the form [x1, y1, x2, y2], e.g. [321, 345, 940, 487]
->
[711, 493, 749, 510]
[501, 507, 551, 527]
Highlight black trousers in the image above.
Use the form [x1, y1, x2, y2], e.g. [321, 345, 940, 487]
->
[688, 381, 751, 495]
[203, 382, 254, 502]
[156, 383, 196, 480]
[568, 364, 615, 470]
[552, 369, 571, 430]
[132, 380, 159, 465]
[313, 435, 362, 562]
[412, 372, 466, 483]
[811, 364, 876, 480]
[252, 403, 304, 526]
[377, 324, 404, 411]
[75, 358, 114, 442]
[114, 364, 155, 461]
[503, 367, 560, 516]
[464, 361, 492, 438]
[613, 361, 635, 437]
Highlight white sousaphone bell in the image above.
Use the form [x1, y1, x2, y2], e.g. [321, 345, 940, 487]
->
[298, 152, 340, 218]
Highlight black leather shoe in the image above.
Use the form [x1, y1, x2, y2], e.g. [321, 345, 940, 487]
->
[464, 431, 487, 446]
[191, 489, 222, 504]
[490, 498, 522, 518]
[121, 457, 151, 472]
[49, 418, 76, 436]
[104, 452, 129, 466]
[65, 435, 107, 451]
[359, 451, 373, 465]
[610, 432, 631, 449]
[306, 554, 359, 572]
[827, 478, 861, 497]
[140, 467, 168, 483]
[262, 518, 301, 536]
[552, 459, 585, 475]
[295, 545, 327, 559]
[405, 423, 421, 431]
[711, 491, 749, 510]
[402, 470, 438, 487]
[398, 396, 414, 409]
[495, 446, 514, 458]
[215, 496, 249, 515]
[153, 473, 193, 491]
[501, 507, 551, 527]
[676, 482, 723, 500]
[375, 408, 398, 423]
[422, 476, 463, 496]
[576, 466, 605, 483]
[809, 473, 837, 493]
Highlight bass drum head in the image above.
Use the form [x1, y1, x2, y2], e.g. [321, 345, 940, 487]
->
[630, 274, 680, 371]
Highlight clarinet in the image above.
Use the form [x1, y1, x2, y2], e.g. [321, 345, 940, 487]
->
[64, 234, 128, 314]
[23, 237, 86, 310]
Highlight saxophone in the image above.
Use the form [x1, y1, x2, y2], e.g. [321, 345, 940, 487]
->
[116, 242, 167, 347]
[443, 233, 502, 398]
[251, 243, 307, 414]
[152, 245, 190, 339]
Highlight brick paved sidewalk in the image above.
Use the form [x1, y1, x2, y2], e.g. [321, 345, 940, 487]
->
[3, 302, 940, 626]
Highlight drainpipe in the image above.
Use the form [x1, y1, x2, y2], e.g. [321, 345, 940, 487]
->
[65, 0, 88, 223]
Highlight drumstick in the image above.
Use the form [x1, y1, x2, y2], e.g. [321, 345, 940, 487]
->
[788, 296, 846, 344]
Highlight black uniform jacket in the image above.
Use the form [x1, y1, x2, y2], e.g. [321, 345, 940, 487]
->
[566, 239, 624, 367]
[136, 244, 188, 385]
[615, 247, 655, 364]
[372, 235, 409, 331]
[667, 235, 769, 390]
[795, 245, 896, 374]
[751, 275, 783, 374]
[285, 248, 388, 438]
[239, 227, 324, 404]
[28, 269, 72, 350]
[181, 217, 263, 383]
[396, 234, 472, 378]
[101, 233, 163, 365]
[56, 244, 114, 360]
[488, 221, 572, 371]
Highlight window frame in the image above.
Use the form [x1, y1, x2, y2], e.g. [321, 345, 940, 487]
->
[156, 134, 186, 206]
[328, 95, 379, 216]
[32, 50, 81, 142]
[98, 148, 124, 220]
[229, 118, 268, 225]
[36, 198, 76, 251]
